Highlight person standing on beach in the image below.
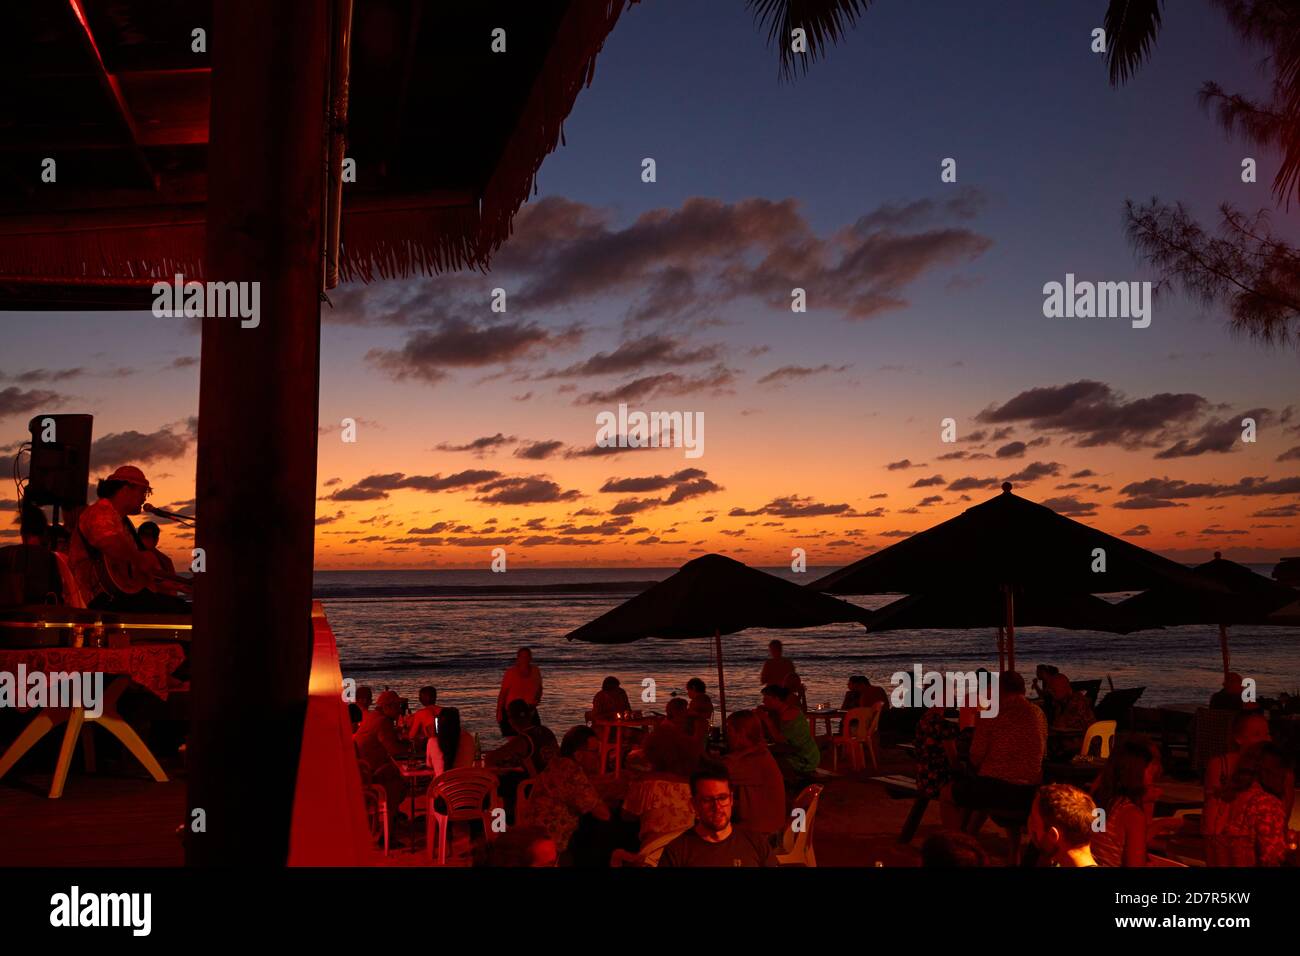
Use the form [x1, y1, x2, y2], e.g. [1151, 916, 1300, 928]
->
[496, 646, 543, 737]
[759, 640, 796, 690]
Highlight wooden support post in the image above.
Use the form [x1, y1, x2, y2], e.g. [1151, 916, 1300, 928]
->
[1004, 586, 1016, 674]
[715, 628, 727, 744]
[188, 0, 329, 865]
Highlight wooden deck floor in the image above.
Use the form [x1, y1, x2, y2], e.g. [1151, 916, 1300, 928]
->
[0, 766, 186, 867]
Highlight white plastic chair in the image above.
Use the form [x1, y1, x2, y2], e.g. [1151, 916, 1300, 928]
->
[609, 827, 691, 867]
[1080, 720, 1117, 759]
[425, 767, 501, 864]
[776, 783, 823, 866]
[355, 758, 390, 856]
[833, 704, 882, 771]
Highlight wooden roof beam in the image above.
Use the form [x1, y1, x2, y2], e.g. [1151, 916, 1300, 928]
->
[65, 0, 158, 190]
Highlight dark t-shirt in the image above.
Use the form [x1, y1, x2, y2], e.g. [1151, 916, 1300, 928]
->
[659, 827, 777, 867]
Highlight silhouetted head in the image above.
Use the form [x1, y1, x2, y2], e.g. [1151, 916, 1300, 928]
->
[1095, 736, 1160, 809]
[376, 690, 402, 720]
[761, 684, 790, 712]
[1046, 673, 1072, 701]
[138, 521, 161, 549]
[768, 639, 783, 659]
[601, 675, 621, 693]
[506, 698, 534, 732]
[97, 465, 151, 516]
[1232, 711, 1270, 750]
[1000, 671, 1026, 698]
[418, 685, 437, 707]
[727, 710, 762, 749]
[20, 502, 48, 547]
[1231, 742, 1293, 800]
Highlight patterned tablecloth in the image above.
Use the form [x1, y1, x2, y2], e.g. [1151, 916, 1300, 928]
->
[0, 644, 186, 700]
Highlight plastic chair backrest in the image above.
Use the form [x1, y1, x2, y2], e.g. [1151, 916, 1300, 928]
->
[640, 827, 690, 867]
[427, 767, 499, 819]
[780, 783, 823, 857]
[1080, 720, 1117, 758]
[846, 704, 882, 741]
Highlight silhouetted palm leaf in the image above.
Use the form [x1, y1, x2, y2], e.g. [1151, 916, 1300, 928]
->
[747, 0, 872, 80]
[1104, 0, 1164, 85]
[1208, 1, 1300, 206]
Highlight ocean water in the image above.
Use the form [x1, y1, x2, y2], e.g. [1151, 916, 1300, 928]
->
[316, 567, 1300, 740]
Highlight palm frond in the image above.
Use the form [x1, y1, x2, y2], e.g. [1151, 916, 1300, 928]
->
[1104, 0, 1164, 85]
[746, 0, 872, 81]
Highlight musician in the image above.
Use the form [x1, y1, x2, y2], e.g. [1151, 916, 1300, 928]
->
[68, 465, 189, 613]
[138, 521, 186, 597]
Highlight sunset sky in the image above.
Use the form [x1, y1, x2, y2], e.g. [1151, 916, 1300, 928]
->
[4, 0, 1298, 571]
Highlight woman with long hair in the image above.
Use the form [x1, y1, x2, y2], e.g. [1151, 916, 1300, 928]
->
[426, 707, 475, 776]
[722, 710, 786, 840]
[1090, 737, 1162, 866]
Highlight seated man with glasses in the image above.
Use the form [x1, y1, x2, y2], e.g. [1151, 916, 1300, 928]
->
[658, 764, 777, 867]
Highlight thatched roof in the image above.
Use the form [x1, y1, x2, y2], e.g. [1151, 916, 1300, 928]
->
[0, 0, 636, 307]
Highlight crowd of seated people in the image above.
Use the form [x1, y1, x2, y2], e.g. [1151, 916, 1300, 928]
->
[349, 654, 1296, 867]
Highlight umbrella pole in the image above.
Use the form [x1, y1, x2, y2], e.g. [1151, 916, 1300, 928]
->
[1219, 623, 1230, 677]
[1004, 586, 1016, 673]
[714, 628, 727, 744]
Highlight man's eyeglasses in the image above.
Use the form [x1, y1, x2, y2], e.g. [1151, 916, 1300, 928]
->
[696, 794, 732, 806]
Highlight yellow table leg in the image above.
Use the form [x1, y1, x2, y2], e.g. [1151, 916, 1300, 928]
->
[0, 707, 71, 781]
[88, 676, 168, 784]
[49, 708, 85, 799]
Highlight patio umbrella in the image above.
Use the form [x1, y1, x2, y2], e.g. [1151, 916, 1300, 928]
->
[810, 483, 1214, 671]
[565, 553, 872, 733]
[1117, 552, 1299, 675]
[1267, 598, 1300, 626]
[865, 588, 1146, 671]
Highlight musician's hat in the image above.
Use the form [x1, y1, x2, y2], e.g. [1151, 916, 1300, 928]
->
[106, 465, 151, 489]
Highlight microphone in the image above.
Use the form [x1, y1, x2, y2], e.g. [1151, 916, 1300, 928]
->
[143, 503, 195, 524]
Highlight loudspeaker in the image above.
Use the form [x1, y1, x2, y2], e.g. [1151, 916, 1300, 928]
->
[25, 414, 93, 508]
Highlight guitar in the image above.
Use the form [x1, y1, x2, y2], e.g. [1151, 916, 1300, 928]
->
[90, 550, 192, 598]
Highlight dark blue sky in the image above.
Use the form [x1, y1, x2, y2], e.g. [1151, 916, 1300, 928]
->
[533, 0, 1292, 395]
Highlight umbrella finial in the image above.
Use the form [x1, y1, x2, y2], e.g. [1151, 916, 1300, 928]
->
[1001, 481, 1012, 493]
